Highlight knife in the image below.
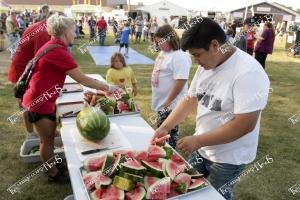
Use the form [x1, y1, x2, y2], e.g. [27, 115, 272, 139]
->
[81, 145, 122, 155]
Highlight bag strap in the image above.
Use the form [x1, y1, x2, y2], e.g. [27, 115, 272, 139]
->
[33, 44, 62, 63]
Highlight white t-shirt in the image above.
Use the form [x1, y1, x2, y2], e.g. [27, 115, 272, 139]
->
[188, 48, 270, 165]
[152, 50, 192, 111]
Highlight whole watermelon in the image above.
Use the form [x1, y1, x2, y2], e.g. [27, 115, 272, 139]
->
[76, 107, 110, 141]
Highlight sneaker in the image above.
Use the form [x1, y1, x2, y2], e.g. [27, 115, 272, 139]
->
[26, 132, 39, 140]
[48, 169, 70, 184]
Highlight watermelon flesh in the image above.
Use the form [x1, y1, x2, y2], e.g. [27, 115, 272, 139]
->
[84, 155, 106, 171]
[125, 187, 146, 200]
[121, 159, 146, 175]
[147, 146, 167, 161]
[146, 177, 171, 200]
[91, 185, 124, 200]
[94, 173, 112, 189]
[113, 150, 136, 159]
[171, 153, 185, 165]
[83, 171, 98, 191]
[144, 176, 160, 189]
[142, 161, 164, 178]
[164, 160, 186, 180]
[174, 173, 191, 191]
[135, 150, 148, 162]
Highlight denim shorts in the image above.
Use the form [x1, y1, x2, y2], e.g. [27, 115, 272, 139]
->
[188, 151, 246, 200]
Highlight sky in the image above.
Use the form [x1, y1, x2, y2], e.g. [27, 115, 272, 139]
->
[130, 0, 300, 12]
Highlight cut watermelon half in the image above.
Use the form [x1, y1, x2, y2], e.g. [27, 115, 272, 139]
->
[146, 177, 171, 200]
[142, 161, 164, 178]
[144, 176, 160, 189]
[147, 145, 167, 161]
[188, 178, 208, 191]
[163, 160, 186, 180]
[121, 159, 146, 176]
[91, 185, 125, 200]
[125, 186, 146, 200]
[101, 154, 114, 176]
[83, 155, 106, 171]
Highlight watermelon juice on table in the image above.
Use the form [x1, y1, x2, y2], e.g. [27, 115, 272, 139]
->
[80, 145, 209, 200]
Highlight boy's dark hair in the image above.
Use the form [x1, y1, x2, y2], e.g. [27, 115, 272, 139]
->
[181, 17, 226, 51]
[154, 24, 180, 51]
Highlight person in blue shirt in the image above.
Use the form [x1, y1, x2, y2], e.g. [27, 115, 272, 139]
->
[119, 21, 131, 57]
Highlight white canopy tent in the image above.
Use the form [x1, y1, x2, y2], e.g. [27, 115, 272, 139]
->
[138, 0, 190, 25]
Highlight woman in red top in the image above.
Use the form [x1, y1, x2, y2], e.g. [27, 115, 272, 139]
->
[22, 13, 119, 183]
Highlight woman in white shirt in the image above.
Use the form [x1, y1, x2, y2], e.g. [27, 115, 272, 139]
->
[151, 24, 192, 148]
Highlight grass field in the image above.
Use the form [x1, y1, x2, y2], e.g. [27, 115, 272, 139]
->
[0, 30, 299, 200]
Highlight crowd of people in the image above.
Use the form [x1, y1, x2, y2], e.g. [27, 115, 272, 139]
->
[3, 5, 294, 200]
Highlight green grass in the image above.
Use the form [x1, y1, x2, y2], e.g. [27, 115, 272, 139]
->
[0, 32, 299, 200]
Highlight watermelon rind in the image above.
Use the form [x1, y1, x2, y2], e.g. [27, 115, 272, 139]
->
[76, 107, 110, 141]
[101, 154, 114, 176]
[108, 154, 126, 177]
[125, 186, 146, 200]
[142, 161, 164, 178]
[146, 177, 171, 199]
[121, 159, 146, 176]
[148, 145, 167, 161]
[175, 182, 188, 194]
[144, 176, 160, 189]
[113, 176, 135, 191]
[163, 146, 173, 159]
[188, 178, 208, 191]
[119, 172, 144, 183]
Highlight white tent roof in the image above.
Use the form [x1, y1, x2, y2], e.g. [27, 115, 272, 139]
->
[138, 0, 189, 25]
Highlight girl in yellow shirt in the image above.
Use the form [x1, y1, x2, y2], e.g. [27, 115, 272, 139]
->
[106, 52, 138, 96]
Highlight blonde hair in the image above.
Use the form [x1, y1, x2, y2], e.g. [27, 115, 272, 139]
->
[46, 13, 75, 37]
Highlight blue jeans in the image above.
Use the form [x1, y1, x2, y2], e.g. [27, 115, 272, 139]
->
[188, 151, 246, 200]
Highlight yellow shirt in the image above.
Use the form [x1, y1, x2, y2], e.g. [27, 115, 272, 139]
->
[106, 67, 137, 86]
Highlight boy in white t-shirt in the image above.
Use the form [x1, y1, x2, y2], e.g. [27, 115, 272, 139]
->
[151, 18, 270, 200]
[151, 24, 192, 149]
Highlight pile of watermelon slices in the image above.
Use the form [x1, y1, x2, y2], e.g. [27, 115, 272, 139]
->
[82, 145, 209, 200]
[83, 90, 139, 116]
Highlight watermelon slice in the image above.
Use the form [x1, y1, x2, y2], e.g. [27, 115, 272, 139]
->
[125, 186, 146, 200]
[171, 153, 185, 165]
[113, 176, 135, 191]
[94, 173, 112, 189]
[146, 177, 171, 200]
[147, 145, 167, 161]
[175, 182, 188, 194]
[135, 150, 148, 162]
[188, 178, 208, 191]
[83, 155, 106, 171]
[164, 160, 186, 180]
[173, 172, 191, 194]
[91, 185, 125, 200]
[121, 159, 146, 176]
[186, 168, 205, 178]
[108, 153, 126, 177]
[113, 150, 136, 159]
[142, 161, 164, 178]
[101, 154, 114, 176]
[83, 171, 98, 191]
[144, 176, 160, 189]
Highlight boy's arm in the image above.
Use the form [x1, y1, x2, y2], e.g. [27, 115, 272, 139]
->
[177, 110, 261, 154]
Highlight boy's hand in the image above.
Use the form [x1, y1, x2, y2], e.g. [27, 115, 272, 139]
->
[177, 135, 201, 154]
[151, 127, 169, 146]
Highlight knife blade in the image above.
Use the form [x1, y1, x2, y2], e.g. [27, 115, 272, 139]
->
[81, 145, 122, 155]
